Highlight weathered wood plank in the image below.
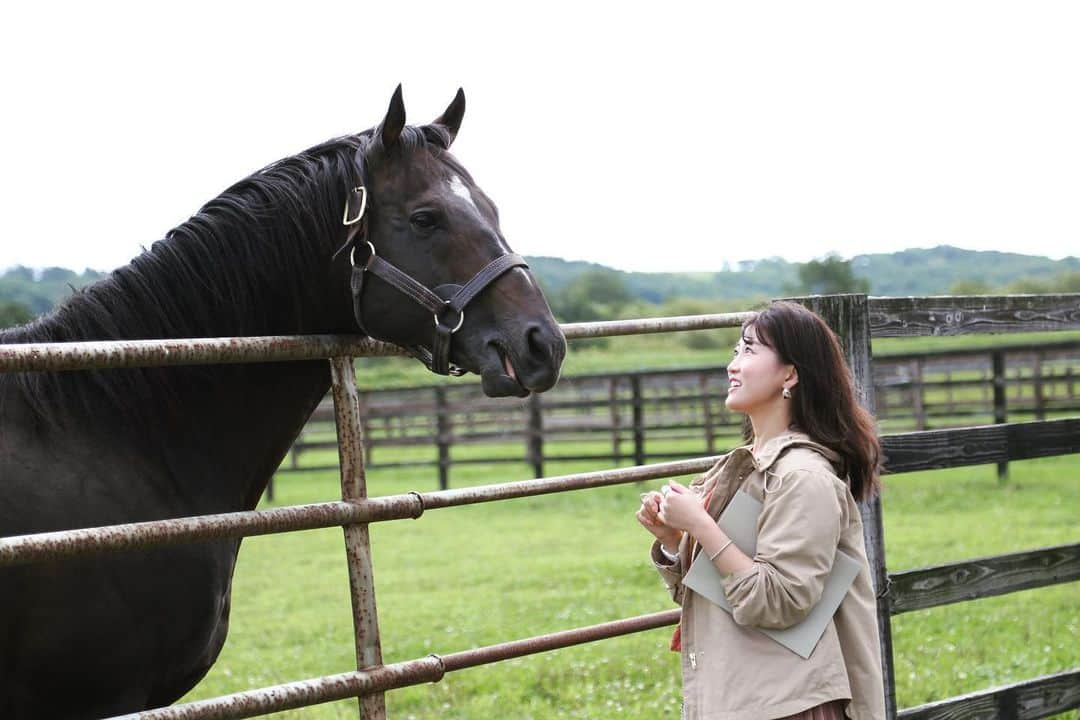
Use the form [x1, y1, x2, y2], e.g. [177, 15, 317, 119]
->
[897, 668, 1080, 720]
[889, 542, 1080, 615]
[791, 294, 898, 720]
[875, 338, 1080, 363]
[869, 294, 1080, 337]
[881, 418, 1080, 474]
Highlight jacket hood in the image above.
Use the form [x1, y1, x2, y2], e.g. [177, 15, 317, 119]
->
[739, 429, 842, 474]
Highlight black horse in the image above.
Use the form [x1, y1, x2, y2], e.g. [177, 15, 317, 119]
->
[0, 87, 565, 718]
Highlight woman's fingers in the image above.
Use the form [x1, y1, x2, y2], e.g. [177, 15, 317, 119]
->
[638, 504, 660, 526]
[639, 492, 661, 516]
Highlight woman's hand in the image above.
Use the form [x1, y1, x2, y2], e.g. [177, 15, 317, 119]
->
[658, 481, 710, 534]
[636, 490, 683, 550]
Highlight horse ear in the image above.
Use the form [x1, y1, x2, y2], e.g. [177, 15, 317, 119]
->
[432, 88, 465, 147]
[379, 84, 406, 148]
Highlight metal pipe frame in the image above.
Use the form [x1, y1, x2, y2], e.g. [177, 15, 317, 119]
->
[106, 611, 681, 720]
[0, 304, 965, 719]
[0, 456, 719, 567]
[0, 312, 752, 374]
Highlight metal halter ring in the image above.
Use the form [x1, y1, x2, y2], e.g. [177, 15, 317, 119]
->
[342, 185, 368, 226]
[349, 241, 376, 268]
[434, 302, 466, 333]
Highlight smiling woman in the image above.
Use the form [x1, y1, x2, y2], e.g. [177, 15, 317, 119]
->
[637, 301, 886, 719]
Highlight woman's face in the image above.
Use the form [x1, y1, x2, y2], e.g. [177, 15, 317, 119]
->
[724, 324, 794, 413]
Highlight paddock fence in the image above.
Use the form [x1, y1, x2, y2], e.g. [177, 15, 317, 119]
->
[274, 338, 1080, 491]
[0, 293, 1078, 720]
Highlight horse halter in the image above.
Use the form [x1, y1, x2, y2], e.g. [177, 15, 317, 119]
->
[339, 176, 529, 377]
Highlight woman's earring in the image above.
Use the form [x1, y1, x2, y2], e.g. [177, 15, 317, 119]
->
[782, 387, 792, 399]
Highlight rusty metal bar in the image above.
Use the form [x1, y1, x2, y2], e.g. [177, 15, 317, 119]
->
[0, 313, 754, 374]
[0, 501, 367, 567]
[109, 657, 446, 720]
[561, 312, 753, 339]
[106, 610, 680, 720]
[0, 335, 407, 373]
[416, 455, 719, 511]
[438, 609, 680, 671]
[0, 456, 718, 567]
[330, 356, 386, 719]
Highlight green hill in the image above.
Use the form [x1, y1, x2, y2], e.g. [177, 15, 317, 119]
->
[528, 246, 1078, 301]
[2, 246, 1076, 322]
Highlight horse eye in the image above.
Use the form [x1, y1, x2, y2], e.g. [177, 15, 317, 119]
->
[410, 211, 439, 230]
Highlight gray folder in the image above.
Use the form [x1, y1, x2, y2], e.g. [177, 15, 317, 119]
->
[681, 490, 861, 659]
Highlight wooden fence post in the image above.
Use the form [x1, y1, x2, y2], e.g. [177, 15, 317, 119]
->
[790, 294, 897, 720]
[609, 377, 622, 463]
[527, 392, 544, 479]
[435, 386, 451, 491]
[992, 350, 1008, 482]
[912, 359, 926, 431]
[631, 375, 645, 466]
[700, 371, 716, 455]
[944, 369, 954, 415]
[1033, 353, 1045, 421]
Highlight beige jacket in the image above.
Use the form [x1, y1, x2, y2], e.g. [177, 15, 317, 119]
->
[651, 431, 886, 720]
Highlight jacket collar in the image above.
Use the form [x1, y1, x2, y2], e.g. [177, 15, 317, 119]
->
[734, 429, 841, 473]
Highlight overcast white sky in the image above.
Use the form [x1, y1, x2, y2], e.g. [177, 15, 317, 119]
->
[1, 1, 1077, 274]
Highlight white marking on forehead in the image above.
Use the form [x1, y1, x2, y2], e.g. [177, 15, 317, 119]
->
[448, 174, 479, 212]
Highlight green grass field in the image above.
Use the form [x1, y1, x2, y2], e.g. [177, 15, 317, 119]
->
[180, 444, 1080, 719]
[175, 328, 1080, 718]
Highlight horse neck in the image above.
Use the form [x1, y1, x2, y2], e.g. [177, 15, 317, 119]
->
[3, 192, 356, 513]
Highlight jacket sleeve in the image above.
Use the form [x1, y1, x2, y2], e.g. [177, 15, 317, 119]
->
[648, 454, 730, 603]
[719, 468, 842, 629]
[651, 539, 685, 603]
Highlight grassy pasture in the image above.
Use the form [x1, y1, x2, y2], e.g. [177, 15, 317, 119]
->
[178, 328, 1079, 717]
[181, 443, 1080, 719]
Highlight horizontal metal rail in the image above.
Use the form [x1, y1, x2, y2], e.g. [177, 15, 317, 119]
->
[0, 335, 406, 372]
[108, 610, 681, 720]
[0, 313, 754, 374]
[7, 416, 1080, 568]
[0, 456, 719, 567]
[4, 295, 1079, 374]
[560, 312, 754, 339]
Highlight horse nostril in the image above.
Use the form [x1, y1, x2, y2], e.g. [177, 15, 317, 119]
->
[526, 325, 544, 356]
[526, 322, 562, 362]
[521, 321, 566, 386]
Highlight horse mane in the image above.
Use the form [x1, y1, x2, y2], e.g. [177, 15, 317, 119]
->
[0, 131, 386, 434]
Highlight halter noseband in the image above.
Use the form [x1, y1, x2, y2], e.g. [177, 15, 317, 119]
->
[339, 146, 529, 376]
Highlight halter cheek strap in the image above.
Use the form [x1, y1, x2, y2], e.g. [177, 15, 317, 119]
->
[341, 184, 529, 376]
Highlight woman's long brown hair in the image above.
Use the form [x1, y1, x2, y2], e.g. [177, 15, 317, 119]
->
[742, 301, 882, 502]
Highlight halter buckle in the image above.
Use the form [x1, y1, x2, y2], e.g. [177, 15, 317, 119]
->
[434, 302, 466, 333]
[343, 186, 368, 226]
[349, 241, 376, 268]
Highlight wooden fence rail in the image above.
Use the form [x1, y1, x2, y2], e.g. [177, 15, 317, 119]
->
[276, 339, 1080, 490]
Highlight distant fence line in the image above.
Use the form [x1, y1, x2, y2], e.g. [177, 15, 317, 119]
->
[276, 338, 1080, 490]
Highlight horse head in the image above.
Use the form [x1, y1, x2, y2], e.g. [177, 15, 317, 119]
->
[338, 86, 565, 398]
